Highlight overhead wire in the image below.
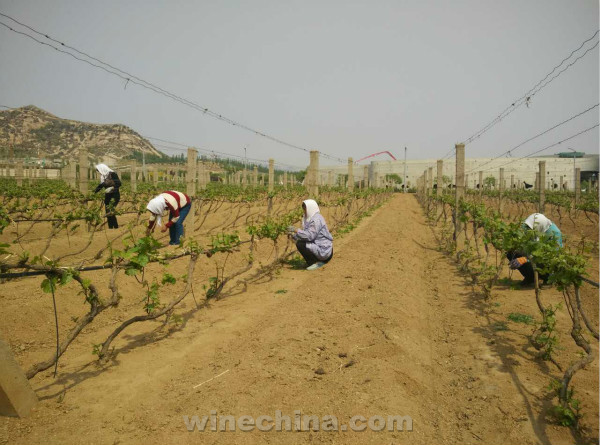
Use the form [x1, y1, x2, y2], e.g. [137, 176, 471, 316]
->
[477, 124, 599, 173]
[0, 12, 345, 163]
[465, 102, 599, 174]
[460, 30, 599, 146]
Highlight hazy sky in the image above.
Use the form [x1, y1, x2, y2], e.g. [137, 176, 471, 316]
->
[0, 0, 598, 168]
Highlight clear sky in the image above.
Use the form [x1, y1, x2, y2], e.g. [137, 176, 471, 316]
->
[0, 0, 598, 169]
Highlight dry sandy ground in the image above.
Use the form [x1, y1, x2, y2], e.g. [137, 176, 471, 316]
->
[1, 194, 598, 445]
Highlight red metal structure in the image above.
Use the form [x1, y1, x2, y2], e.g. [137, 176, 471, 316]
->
[355, 151, 397, 163]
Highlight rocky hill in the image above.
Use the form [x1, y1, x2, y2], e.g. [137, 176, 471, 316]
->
[0, 105, 164, 161]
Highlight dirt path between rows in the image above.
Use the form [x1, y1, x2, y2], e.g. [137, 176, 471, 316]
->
[2, 194, 596, 445]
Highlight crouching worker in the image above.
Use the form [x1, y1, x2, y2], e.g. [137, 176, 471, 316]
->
[94, 164, 121, 229]
[146, 190, 192, 245]
[507, 213, 563, 286]
[287, 199, 333, 271]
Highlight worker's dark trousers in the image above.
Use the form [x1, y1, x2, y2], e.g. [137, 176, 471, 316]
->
[296, 240, 333, 266]
[104, 192, 120, 229]
[506, 250, 548, 283]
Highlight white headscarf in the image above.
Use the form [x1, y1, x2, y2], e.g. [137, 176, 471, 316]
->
[524, 213, 552, 234]
[95, 164, 113, 183]
[302, 199, 320, 226]
[147, 196, 167, 226]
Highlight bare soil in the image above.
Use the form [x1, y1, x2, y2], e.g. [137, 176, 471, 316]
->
[1, 194, 598, 444]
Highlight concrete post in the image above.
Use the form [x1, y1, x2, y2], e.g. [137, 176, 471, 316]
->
[347, 157, 354, 191]
[184, 150, 197, 236]
[436, 160, 443, 196]
[253, 166, 258, 188]
[198, 162, 206, 190]
[268, 159, 275, 193]
[455, 143, 465, 239]
[559, 175, 564, 191]
[186, 148, 197, 197]
[130, 160, 137, 192]
[15, 160, 24, 186]
[499, 168, 505, 213]
[79, 148, 89, 195]
[538, 161, 546, 213]
[308, 151, 319, 197]
[283, 171, 288, 189]
[69, 162, 77, 189]
[363, 165, 369, 188]
[535, 172, 539, 192]
[427, 167, 433, 195]
[575, 168, 581, 203]
[510, 174, 514, 190]
[0, 337, 37, 417]
[478, 171, 483, 196]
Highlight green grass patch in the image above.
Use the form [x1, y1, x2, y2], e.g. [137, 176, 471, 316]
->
[507, 312, 534, 325]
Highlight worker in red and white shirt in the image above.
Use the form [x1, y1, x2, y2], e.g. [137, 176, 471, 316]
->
[146, 190, 192, 245]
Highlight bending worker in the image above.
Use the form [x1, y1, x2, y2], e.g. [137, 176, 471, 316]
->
[288, 199, 333, 271]
[146, 190, 192, 245]
[507, 213, 563, 286]
[94, 164, 121, 229]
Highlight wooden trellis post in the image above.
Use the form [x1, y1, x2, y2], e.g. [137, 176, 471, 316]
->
[478, 170, 483, 196]
[253, 166, 258, 188]
[510, 174, 514, 190]
[283, 171, 288, 189]
[559, 175, 564, 191]
[363, 165, 369, 188]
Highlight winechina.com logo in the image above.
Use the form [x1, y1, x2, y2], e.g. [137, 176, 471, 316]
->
[183, 410, 413, 432]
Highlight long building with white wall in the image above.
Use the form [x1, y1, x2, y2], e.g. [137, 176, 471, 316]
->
[319, 153, 599, 190]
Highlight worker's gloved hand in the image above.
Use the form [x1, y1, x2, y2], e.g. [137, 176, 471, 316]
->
[509, 257, 528, 269]
[286, 225, 296, 235]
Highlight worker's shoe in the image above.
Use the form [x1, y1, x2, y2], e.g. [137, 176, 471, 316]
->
[306, 262, 325, 271]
